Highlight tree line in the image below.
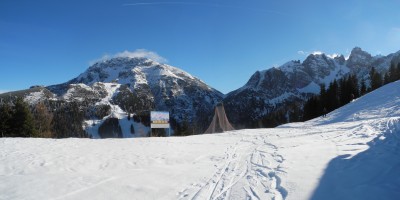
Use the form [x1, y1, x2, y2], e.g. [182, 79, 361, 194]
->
[303, 62, 400, 120]
[0, 98, 88, 138]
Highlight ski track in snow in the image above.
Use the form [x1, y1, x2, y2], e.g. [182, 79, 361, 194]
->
[178, 135, 287, 200]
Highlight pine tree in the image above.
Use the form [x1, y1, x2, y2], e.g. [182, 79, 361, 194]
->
[52, 102, 87, 138]
[0, 103, 12, 137]
[360, 79, 367, 96]
[384, 72, 390, 85]
[178, 118, 191, 136]
[388, 63, 398, 83]
[397, 63, 400, 80]
[11, 98, 36, 137]
[303, 96, 321, 121]
[369, 67, 382, 91]
[327, 79, 339, 111]
[319, 83, 327, 104]
[98, 118, 122, 138]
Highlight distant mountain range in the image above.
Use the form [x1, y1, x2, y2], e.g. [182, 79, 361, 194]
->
[1, 47, 399, 137]
[224, 47, 400, 127]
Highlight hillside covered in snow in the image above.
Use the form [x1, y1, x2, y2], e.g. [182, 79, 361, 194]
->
[224, 47, 400, 127]
[1, 80, 399, 200]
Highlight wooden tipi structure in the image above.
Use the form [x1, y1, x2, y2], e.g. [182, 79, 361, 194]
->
[204, 103, 234, 133]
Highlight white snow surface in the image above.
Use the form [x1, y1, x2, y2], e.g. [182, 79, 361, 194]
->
[1, 81, 400, 200]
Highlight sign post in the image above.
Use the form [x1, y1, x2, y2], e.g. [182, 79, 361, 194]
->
[150, 111, 170, 137]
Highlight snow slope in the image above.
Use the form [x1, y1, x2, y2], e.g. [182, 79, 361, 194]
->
[1, 81, 399, 200]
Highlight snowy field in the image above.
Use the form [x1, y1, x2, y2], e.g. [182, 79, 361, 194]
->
[1, 81, 400, 200]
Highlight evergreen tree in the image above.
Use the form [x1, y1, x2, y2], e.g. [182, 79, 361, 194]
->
[338, 78, 347, 105]
[303, 96, 321, 121]
[98, 118, 122, 138]
[0, 103, 12, 137]
[319, 83, 327, 105]
[360, 79, 367, 96]
[177, 118, 191, 136]
[388, 63, 398, 83]
[288, 104, 302, 123]
[11, 98, 36, 137]
[384, 72, 390, 85]
[52, 102, 87, 138]
[397, 63, 400, 80]
[369, 67, 382, 91]
[327, 79, 339, 111]
[344, 74, 359, 103]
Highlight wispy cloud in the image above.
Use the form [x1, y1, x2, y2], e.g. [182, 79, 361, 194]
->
[297, 50, 307, 55]
[91, 49, 167, 65]
[123, 2, 286, 16]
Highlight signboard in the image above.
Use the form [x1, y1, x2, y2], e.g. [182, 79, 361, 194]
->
[150, 111, 170, 128]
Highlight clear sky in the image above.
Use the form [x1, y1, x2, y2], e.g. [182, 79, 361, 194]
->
[1, 0, 400, 94]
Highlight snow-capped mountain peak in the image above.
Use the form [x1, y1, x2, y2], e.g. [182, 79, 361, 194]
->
[224, 47, 399, 126]
[45, 56, 224, 136]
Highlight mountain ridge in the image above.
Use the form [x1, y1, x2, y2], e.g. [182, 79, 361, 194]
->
[1, 47, 399, 136]
[223, 47, 400, 127]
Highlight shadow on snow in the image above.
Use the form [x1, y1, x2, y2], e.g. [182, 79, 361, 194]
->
[310, 120, 400, 200]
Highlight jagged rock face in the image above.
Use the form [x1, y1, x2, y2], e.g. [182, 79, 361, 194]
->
[347, 47, 399, 80]
[224, 68, 298, 126]
[346, 47, 374, 79]
[47, 57, 223, 128]
[224, 47, 399, 127]
[302, 54, 336, 80]
[347, 47, 373, 69]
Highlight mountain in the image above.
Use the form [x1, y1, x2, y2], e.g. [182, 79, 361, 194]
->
[1, 57, 223, 137]
[1, 47, 399, 136]
[54, 57, 224, 136]
[224, 47, 400, 127]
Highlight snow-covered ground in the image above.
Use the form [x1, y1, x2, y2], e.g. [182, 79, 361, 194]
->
[1, 81, 400, 200]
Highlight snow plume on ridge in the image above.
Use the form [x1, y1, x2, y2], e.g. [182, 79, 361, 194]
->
[298, 50, 339, 58]
[311, 51, 323, 55]
[90, 49, 168, 64]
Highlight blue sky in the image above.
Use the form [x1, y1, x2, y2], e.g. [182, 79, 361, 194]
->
[1, 0, 399, 94]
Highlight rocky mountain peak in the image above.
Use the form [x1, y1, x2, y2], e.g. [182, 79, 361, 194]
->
[224, 47, 396, 127]
[347, 47, 372, 65]
[44, 55, 224, 135]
